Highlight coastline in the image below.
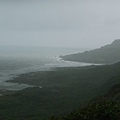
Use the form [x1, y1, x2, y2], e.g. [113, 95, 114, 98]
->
[6, 63, 100, 87]
[0, 62, 120, 119]
[1, 55, 98, 92]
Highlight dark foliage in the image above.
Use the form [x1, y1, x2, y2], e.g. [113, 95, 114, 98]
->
[48, 100, 120, 120]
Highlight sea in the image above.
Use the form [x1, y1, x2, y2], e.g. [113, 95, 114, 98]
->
[0, 46, 93, 91]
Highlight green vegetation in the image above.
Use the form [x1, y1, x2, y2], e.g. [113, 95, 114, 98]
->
[61, 39, 120, 64]
[47, 82, 120, 120]
[0, 62, 118, 119]
[0, 40, 119, 119]
[48, 100, 120, 120]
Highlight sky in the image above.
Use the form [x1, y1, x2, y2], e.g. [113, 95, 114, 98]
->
[0, 0, 120, 48]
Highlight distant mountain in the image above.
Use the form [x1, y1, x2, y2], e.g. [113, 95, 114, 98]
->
[61, 39, 120, 64]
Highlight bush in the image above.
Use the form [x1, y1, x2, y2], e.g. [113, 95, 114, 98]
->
[47, 100, 120, 120]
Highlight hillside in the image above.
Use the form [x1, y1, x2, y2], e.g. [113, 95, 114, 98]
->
[0, 62, 119, 119]
[47, 64, 120, 120]
[48, 83, 120, 120]
[61, 39, 120, 64]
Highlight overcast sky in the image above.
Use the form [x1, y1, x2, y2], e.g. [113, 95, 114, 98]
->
[0, 0, 120, 48]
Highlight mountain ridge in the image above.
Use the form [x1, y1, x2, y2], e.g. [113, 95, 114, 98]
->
[61, 39, 120, 64]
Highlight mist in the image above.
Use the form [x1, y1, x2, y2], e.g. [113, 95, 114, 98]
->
[0, 0, 120, 48]
[1, 1, 120, 120]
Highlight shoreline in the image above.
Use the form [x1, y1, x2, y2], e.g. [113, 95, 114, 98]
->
[2, 56, 99, 91]
[0, 62, 119, 119]
[6, 64, 98, 86]
[1, 55, 103, 96]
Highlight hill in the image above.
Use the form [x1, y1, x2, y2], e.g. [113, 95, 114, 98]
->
[0, 62, 119, 119]
[61, 39, 120, 64]
[48, 83, 120, 120]
[47, 64, 120, 120]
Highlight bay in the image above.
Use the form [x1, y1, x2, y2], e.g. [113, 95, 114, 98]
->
[0, 46, 93, 90]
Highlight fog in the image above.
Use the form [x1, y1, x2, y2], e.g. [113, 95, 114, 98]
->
[0, 0, 120, 48]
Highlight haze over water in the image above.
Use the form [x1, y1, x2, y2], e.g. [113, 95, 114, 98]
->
[0, 46, 93, 91]
[0, 0, 120, 90]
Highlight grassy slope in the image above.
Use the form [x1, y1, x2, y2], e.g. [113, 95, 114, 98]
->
[48, 83, 120, 120]
[61, 39, 120, 64]
[0, 62, 120, 120]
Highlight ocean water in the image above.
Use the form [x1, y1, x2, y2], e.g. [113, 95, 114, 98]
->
[0, 46, 92, 90]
